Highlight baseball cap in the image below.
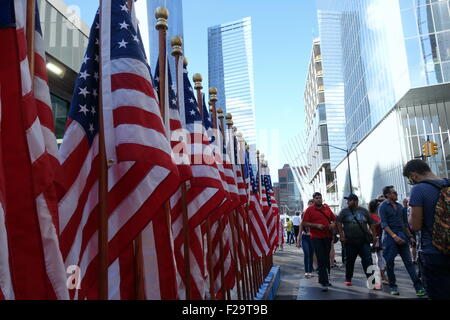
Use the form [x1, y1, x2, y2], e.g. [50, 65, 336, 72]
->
[344, 194, 358, 201]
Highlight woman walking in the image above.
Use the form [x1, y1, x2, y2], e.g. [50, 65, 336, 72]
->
[297, 213, 314, 278]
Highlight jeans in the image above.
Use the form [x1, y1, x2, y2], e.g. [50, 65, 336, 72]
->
[294, 226, 300, 244]
[344, 242, 374, 282]
[383, 235, 423, 291]
[302, 235, 314, 273]
[418, 252, 450, 299]
[311, 238, 332, 285]
[286, 231, 293, 244]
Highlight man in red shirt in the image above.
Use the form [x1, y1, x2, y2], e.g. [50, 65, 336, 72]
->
[302, 192, 336, 291]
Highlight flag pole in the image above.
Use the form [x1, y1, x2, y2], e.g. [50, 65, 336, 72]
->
[155, 6, 177, 297]
[216, 107, 230, 300]
[98, 0, 109, 300]
[209, 90, 226, 299]
[225, 114, 243, 300]
[128, 0, 145, 300]
[170, 36, 191, 300]
[26, 0, 35, 82]
[193, 75, 216, 300]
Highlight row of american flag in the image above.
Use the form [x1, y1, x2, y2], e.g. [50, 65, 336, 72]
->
[0, 0, 284, 300]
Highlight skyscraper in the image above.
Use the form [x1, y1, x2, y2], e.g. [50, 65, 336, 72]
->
[315, 0, 450, 204]
[208, 17, 257, 150]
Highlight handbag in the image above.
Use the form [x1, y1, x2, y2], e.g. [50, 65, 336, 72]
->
[349, 208, 373, 244]
[317, 207, 339, 243]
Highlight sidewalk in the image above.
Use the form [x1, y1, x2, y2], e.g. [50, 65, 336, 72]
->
[274, 242, 426, 300]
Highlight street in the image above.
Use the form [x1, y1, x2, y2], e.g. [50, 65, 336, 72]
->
[274, 242, 425, 300]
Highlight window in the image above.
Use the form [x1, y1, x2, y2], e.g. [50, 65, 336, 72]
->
[50, 94, 69, 139]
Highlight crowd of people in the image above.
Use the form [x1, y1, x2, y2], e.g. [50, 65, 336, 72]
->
[284, 159, 450, 299]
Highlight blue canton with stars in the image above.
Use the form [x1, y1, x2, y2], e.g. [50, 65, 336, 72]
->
[264, 173, 272, 207]
[202, 94, 215, 144]
[68, 1, 148, 144]
[153, 57, 177, 111]
[182, 63, 202, 125]
[248, 154, 258, 195]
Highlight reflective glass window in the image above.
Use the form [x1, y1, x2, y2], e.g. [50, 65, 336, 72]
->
[432, 1, 450, 32]
[400, 0, 414, 10]
[437, 31, 450, 62]
[442, 61, 450, 81]
[420, 34, 440, 63]
[416, 4, 435, 35]
[402, 9, 419, 38]
[405, 37, 423, 68]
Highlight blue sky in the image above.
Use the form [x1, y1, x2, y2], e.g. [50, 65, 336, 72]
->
[63, 0, 318, 181]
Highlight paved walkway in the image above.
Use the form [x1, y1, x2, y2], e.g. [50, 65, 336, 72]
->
[273, 241, 426, 300]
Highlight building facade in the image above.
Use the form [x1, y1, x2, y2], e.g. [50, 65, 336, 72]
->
[38, 0, 89, 141]
[278, 164, 302, 213]
[316, 0, 450, 206]
[208, 17, 257, 150]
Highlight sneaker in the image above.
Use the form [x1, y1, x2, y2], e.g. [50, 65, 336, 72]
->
[390, 288, 399, 295]
[416, 289, 426, 297]
[344, 281, 352, 286]
[304, 273, 310, 279]
[321, 284, 329, 292]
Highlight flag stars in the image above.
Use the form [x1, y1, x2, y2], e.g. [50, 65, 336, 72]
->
[92, 88, 98, 97]
[95, 54, 99, 62]
[89, 123, 95, 133]
[82, 55, 90, 65]
[189, 98, 195, 104]
[119, 21, 129, 30]
[190, 110, 196, 116]
[120, 3, 129, 13]
[118, 39, 128, 48]
[171, 84, 177, 92]
[132, 35, 140, 43]
[79, 70, 90, 80]
[91, 106, 96, 115]
[79, 86, 90, 97]
[94, 72, 99, 81]
[79, 104, 89, 115]
[95, 38, 99, 45]
[188, 87, 193, 92]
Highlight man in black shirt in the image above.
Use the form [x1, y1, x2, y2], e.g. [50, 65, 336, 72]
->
[337, 194, 377, 287]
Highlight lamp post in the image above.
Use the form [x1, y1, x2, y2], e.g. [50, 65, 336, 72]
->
[317, 142, 357, 194]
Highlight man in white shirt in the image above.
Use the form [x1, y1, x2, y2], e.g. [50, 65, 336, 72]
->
[292, 212, 301, 244]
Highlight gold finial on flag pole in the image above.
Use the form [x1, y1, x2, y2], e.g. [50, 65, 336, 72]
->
[170, 36, 183, 56]
[155, 7, 169, 30]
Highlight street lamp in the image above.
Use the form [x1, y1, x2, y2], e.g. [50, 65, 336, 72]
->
[317, 141, 358, 194]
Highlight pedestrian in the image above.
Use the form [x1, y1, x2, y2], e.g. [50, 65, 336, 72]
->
[286, 218, 293, 245]
[368, 199, 389, 286]
[302, 192, 336, 291]
[336, 194, 378, 288]
[292, 212, 301, 244]
[379, 185, 426, 296]
[403, 198, 417, 264]
[403, 159, 450, 299]
[297, 213, 314, 278]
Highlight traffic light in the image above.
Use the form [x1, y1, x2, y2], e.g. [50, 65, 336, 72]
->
[422, 141, 431, 157]
[430, 142, 439, 155]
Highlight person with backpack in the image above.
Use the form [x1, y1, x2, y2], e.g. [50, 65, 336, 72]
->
[379, 185, 426, 296]
[336, 194, 378, 288]
[302, 192, 336, 291]
[403, 159, 450, 299]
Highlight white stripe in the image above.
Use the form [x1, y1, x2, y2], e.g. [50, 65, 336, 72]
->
[111, 58, 151, 81]
[35, 193, 70, 299]
[114, 123, 172, 155]
[14, 0, 25, 30]
[58, 122, 86, 164]
[187, 187, 219, 220]
[0, 204, 14, 300]
[20, 58, 32, 96]
[111, 89, 160, 119]
[100, 0, 116, 164]
[108, 258, 121, 300]
[34, 77, 52, 108]
[41, 126, 59, 160]
[59, 136, 99, 232]
[142, 222, 161, 299]
[34, 31, 46, 57]
[26, 118, 46, 163]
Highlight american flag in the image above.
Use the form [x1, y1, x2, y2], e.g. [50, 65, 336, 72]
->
[263, 167, 280, 253]
[247, 152, 270, 258]
[0, 0, 68, 299]
[57, 1, 180, 299]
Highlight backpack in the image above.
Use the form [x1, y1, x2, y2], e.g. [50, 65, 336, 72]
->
[421, 179, 450, 255]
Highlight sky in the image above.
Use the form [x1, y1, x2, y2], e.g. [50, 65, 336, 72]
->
[63, 0, 319, 182]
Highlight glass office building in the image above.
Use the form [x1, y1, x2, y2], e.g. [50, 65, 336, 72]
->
[208, 17, 257, 148]
[315, 0, 450, 204]
[317, 0, 450, 149]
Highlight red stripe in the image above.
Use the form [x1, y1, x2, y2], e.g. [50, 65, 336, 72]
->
[111, 73, 156, 99]
[34, 53, 48, 82]
[56, 136, 90, 200]
[118, 246, 135, 300]
[113, 106, 166, 137]
[16, 28, 27, 62]
[35, 99, 55, 132]
[0, 28, 56, 299]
